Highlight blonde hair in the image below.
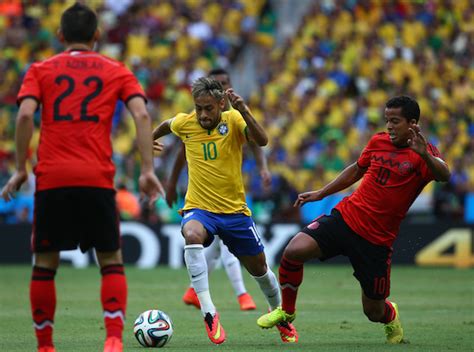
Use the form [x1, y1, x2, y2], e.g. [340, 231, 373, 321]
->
[191, 77, 225, 100]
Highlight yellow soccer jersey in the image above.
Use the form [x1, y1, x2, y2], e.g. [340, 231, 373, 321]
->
[170, 109, 251, 216]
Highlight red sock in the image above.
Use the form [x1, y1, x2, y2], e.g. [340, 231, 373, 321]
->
[30, 266, 56, 348]
[279, 255, 304, 314]
[381, 300, 396, 323]
[101, 264, 127, 339]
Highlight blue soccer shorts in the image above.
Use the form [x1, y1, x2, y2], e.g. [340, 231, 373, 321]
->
[181, 208, 264, 257]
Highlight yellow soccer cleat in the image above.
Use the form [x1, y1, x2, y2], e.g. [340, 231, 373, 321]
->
[384, 302, 404, 344]
[257, 307, 296, 329]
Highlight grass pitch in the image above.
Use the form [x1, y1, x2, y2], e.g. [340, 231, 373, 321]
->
[0, 265, 473, 351]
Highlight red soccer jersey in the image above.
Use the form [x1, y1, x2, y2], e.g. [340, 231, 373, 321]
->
[17, 50, 146, 191]
[335, 132, 442, 247]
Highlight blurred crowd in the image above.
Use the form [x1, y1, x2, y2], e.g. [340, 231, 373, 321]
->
[0, 0, 472, 225]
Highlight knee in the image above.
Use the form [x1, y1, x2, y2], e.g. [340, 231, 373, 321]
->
[97, 249, 123, 268]
[242, 254, 268, 277]
[253, 261, 268, 277]
[282, 246, 300, 261]
[249, 258, 268, 277]
[363, 306, 384, 322]
[34, 252, 60, 270]
[183, 229, 205, 245]
[283, 241, 308, 262]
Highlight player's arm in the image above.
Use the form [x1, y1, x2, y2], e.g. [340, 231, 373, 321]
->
[294, 162, 366, 207]
[166, 144, 186, 207]
[226, 88, 268, 146]
[152, 119, 172, 140]
[408, 126, 450, 182]
[1, 98, 37, 201]
[421, 154, 450, 182]
[127, 97, 165, 200]
[248, 141, 271, 189]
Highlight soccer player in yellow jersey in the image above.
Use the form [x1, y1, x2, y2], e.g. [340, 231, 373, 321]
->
[153, 77, 297, 345]
[163, 68, 270, 312]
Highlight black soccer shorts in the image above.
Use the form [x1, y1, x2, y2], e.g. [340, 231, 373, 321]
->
[302, 208, 393, 300]
[33, 187, 121, 253]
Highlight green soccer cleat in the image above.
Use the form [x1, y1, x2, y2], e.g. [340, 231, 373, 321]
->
[384, 302, 404, 344]
[257, 307, 296, 329]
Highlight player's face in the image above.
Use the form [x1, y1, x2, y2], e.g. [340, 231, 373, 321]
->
[195, 94, 225, 130]
[210, 74, 231, 90]
[385, 107, 416, 147]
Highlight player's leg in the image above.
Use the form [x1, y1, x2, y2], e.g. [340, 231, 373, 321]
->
[361, 292, 403, 343]
[257, 229, 326, 327]
[218, 240, 256, 310]
[279, 232, 323, 315]
[31, 252, 60, 352]
[181, 210, 225, 344]
[205, 237, 221, 272]
[361, 294, 387, 322]
[96, 250, 126, 352]
[183, 219, 215, 316]
[182, 237, 221, 309]
[31, 188, 74, 352]
[82, 187, 125, 352]
[348, 232, 403, 344]
[239, 252, 298, 342]
[218, 214, 297, 341]
[256, 211, 341, 339]
[239, 252, 280, 309]
[219, 216, 279, 311]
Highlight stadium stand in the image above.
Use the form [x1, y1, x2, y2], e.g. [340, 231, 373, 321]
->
[0, 0, 472, 224]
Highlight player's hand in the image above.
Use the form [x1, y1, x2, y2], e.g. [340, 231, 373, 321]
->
[1, 170, 28, 202]
[165, 182, 178, 208]
[138, 171, 166, 207]
[407, 125, 427, 157]
[153, 141, 165, 153]
[226, 88, 246, 112]
[260, 168, 272, 191]
[293, 190, 324, 207]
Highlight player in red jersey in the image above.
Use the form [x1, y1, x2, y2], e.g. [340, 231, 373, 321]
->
[0, 4, 164, 352]
[257, 96, 450, 344]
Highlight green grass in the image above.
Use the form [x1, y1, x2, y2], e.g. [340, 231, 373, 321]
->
[0, 265, 473, 351]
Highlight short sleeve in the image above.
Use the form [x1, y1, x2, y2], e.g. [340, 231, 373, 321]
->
[357, 136, 376, 168]
[118, 65, 147, 104]
[17, 65, 41, 106]
[169, 113, 188, 140]
[420, 143, 444, 181]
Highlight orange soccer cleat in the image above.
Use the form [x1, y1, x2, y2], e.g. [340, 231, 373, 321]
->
[204, 312, 226, 345]
[237, 292, 257, 310]
[276, 321, 299, 343]
[103, 336, 123, 352]
[37, 346, 56, 352]
[182, 287, 201, 309]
